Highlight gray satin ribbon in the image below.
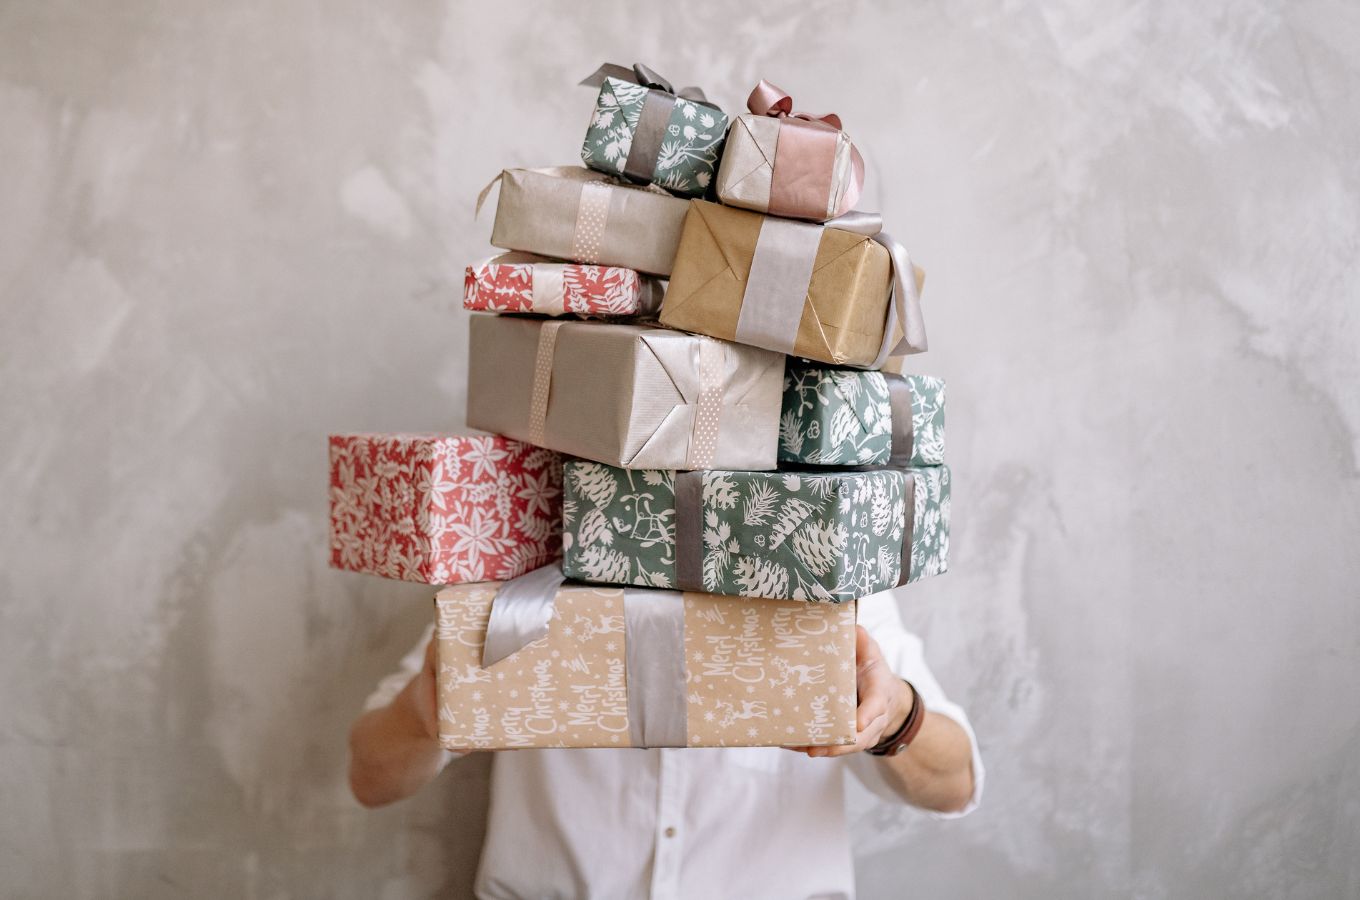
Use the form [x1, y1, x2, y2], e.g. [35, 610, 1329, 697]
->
[623, 590, 687, 747]
[623, 90, 675, 184]
[896, 471, 917, 586]
[673, 471, 705, 592]
[480, 565, 689, 747]
[481, 564, 568, 668]
[883, 374, 916, 467]
[734, 216, 823, 353]
[579, 62, 711, 104]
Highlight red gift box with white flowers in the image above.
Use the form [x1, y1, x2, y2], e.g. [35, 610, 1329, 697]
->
[463, 253, 660, 317]
[329, 433, 562, 585]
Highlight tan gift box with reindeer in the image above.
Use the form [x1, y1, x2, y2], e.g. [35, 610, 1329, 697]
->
[434, 573, 857, 750]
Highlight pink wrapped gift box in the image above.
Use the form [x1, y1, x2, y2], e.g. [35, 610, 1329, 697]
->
[329, 433, 562, 585]
[463, 253, 660, 317]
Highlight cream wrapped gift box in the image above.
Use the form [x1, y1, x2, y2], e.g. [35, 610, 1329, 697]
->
[466, 314, 784, 471]
[485, 167, 690, 277]
[434, 567, 857, 750]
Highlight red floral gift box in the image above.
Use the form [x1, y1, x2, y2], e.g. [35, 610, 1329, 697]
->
[464, 252, 661, 318]
[329, 433, 563, 585]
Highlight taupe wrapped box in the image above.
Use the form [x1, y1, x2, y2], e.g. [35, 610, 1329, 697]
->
[488, 166, 690, 277]
[466, 314, 783, 470]
[435, 578, 858, 750]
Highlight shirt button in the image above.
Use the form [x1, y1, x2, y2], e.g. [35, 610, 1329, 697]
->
[664, 827, 677, 838]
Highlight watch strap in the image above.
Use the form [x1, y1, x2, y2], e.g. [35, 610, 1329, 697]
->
[867, 680, 924, 757]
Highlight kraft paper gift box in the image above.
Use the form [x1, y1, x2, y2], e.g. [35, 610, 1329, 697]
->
[561, 461, 950, 602]
[434, 567, 857, 749]
[486, 167, 690, 277]
[659, 200, 929, 368]
[715, 79, 866, 222]
[329, 433, 563, 584]
[464, 252, 662, 318]
[579, 63, 730, 199]
[779, 367, 946, 467]
[466, 314, 784, 471]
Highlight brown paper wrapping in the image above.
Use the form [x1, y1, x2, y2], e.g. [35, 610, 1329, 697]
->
[660, 201, 926, 367]
[435, 582, 858, 749]
[489, 167, 691, 277]
[465, 314, 784, 470]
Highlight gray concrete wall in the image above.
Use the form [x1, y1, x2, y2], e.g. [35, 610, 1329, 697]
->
[1, 1, 1357, 897]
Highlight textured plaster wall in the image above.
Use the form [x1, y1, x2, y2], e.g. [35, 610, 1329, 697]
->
[1, 1, 1357, 898]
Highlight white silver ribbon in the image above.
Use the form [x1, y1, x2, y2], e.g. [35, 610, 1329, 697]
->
[480, 565, 690, 747]
[883, 373, 917, 467]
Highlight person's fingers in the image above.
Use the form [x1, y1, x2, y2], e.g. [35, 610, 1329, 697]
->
[856, 685, 888, 733]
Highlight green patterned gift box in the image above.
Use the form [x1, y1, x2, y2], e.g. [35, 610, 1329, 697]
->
[562, 461, 949, 602]
[580, 68, 729, 198]
[780, 366, 945, 468]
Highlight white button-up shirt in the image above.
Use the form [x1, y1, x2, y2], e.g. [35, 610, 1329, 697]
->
[366, 594, 984, 900]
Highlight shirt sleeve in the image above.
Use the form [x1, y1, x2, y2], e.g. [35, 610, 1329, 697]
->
[844, 593, 985, 818]
[363, 622, 463, 768]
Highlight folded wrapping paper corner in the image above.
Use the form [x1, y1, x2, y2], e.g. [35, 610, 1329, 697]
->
[579, 64, 730, 198]
[779, 367, 946, 467]
[464, 252, 662, 318]
[466, 314, 784, 471]
[715, 79, 866, 222]
[485, 167, 690, 277]
[660, 201, 926, 368]
[562, 461, 950, 602]
[434, 570, 858, 749]
[328, 433, 562, 584]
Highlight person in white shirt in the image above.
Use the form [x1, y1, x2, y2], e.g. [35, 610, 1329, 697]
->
[349, 591, 983, 900]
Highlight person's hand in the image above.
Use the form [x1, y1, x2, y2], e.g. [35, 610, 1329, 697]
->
[397, 637, 441, 743]
[785, 625, 912, 758]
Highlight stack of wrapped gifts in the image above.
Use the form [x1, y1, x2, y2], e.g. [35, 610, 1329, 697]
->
[330, 65, 949, 751]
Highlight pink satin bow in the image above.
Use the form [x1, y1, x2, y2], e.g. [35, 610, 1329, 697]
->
[747, 79, 843, 130]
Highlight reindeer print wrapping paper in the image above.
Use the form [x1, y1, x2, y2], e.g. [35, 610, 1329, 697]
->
[434, 582, 857, 749]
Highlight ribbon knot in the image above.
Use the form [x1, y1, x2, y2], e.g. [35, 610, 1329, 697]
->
[579, 62, 710, 105]
[748, 78, 843, 130]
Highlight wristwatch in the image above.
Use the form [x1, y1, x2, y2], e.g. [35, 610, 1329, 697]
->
[867, 680, 924, 757]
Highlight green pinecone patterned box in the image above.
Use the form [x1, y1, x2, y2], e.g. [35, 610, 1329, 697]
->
[779, 367, 945, 467]
[562, 461, 949, 602]
[581, 76, 728, 198]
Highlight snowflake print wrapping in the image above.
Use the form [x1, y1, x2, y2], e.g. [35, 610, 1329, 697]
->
[779, 367, 946, 467]
[329, 433, 563, 584]
[463, 259, 652, 317]
[562, 461, 950, 602]
[581, 77, 729, 198]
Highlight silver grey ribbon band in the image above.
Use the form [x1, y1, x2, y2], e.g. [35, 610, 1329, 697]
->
[481, 565, 690, 747]
[896, 471, 917, 586]
[481, 564, 568, 667]
[883, 374, 916, 467]
[623, 590, 687, 747]
[673, 471, 705, 592]
[623, 90, 676, 184]
[734, 216, 823, 353]
[579, 62, 711, 104]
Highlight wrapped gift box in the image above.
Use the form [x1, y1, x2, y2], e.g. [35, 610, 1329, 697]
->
[715, 80, 864, 222]
[488, 167, 689, 277]
[435, 572, 857, 749]
[466, 314, 784, 471]
[464, 253, 661, 318]
[562, 461, 950, 602]
[659, 201, 925, 367]
[581, 73, 729, 198]
[779, 367, 946, 467]
[329, 433, 562, 584]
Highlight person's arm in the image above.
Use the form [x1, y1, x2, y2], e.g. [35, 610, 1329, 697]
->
[787, 625, 979, 814]
[349, 634, 460, 808]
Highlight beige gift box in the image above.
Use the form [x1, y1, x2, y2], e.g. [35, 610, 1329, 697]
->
[466, 314, 784, 471]
[434, 580, 858, 750]
[715, 114, 861, 222]
[487, 167, 691, 277]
